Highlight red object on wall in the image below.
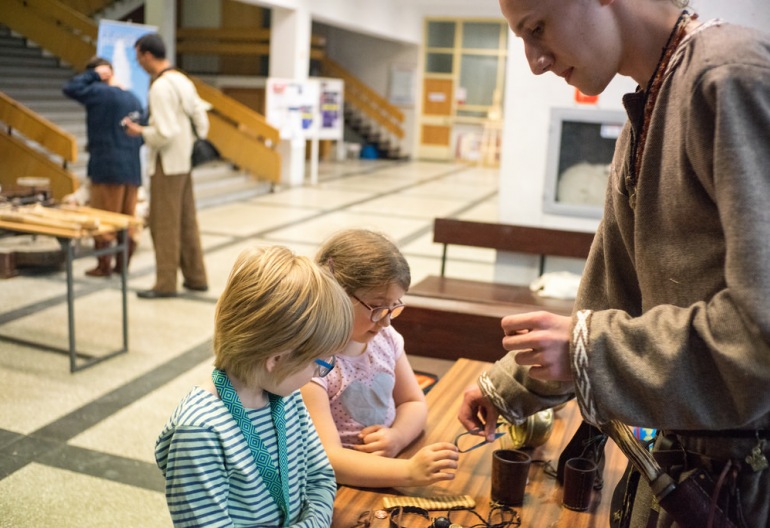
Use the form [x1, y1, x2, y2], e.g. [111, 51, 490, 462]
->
[574, 88, 599, 104]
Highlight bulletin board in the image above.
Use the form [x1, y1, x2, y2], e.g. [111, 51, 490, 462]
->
[265, 78, 344, 141]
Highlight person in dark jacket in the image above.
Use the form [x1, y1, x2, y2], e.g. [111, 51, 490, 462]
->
[63, 56, 143, 277]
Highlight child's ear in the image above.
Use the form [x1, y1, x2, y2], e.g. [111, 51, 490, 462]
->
[265, 354, 282, 373]
[265, 351, 289, 373]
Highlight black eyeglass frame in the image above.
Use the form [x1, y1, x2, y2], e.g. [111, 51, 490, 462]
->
[351, 293, 405, 323]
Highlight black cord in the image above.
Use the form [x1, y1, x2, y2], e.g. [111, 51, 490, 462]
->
[446, 504, 520, 528]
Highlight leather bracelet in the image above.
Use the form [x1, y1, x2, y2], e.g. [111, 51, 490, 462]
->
[388, 506, 460, 528]
[389, 506, 430, 528]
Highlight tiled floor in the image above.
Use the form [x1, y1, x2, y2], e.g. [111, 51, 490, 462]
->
[0, 159, 500, 527]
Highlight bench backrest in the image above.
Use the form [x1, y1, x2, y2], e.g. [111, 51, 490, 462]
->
[433, 218, 595, 276]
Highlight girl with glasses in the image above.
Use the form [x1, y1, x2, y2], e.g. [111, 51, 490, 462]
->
[155, 246, 353, 527]
[301, 229, 459, 488]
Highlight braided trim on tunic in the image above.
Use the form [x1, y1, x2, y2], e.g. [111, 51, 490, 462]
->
[478, 371, 525, 425]
[572, 310, 599, 425]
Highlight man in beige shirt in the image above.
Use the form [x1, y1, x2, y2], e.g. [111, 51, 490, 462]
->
[124, 33, 208, 298]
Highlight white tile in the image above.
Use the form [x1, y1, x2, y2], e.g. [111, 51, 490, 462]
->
[197, 202, 317, 236]
[69, 358, 215, 464]
[0, 464, 170, 528]
[250, 186, 372, 210]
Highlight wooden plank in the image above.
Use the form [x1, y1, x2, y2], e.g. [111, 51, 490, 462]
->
[433, 218, 595, 259]
[410, 276, 575, 315]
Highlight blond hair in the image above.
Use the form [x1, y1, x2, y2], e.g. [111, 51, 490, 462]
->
[315, 229, 411, 296]
[213, 246, 353, 385]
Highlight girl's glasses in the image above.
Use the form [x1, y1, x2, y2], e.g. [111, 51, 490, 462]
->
[351, 293, 405, 323]
[314, 356, 336, 377]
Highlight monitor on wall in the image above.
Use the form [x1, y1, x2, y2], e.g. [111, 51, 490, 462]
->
[542, 107, 627, 219]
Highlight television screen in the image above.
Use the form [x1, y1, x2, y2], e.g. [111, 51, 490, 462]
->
[542, 108, 626, 218]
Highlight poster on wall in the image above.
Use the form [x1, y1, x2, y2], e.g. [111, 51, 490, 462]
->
[389, 64, 415, 106]
[266, 78, 344, 141]
[97, 20, 157, 110]
[316, 78, 344, 141]
[265, 78, 319, 140]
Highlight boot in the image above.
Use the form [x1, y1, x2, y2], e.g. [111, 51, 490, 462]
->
[85, 240, 112, 277]
[114, 237, 137, 274]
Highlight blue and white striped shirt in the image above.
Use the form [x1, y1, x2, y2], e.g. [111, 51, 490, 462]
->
[156, 388, 336, 527]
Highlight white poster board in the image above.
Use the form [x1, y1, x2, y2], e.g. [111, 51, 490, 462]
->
[316, 78, 344, 141]
[265, 78, 319, 141]
[266, 78, 344, 185]
[97, 20, 157, 110]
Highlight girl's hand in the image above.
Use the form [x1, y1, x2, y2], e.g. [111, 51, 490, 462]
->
[353, 424, 404, 457]
[406, 443, 459, 486]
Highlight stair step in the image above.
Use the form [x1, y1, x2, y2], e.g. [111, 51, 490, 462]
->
[193, 167, 272, 209]
[0, 46, 47, 59]
[2, 87, 68, 100]
[0, 77, 70, 89]
[0, 65, 72, 79]
[0, 54, 60, 68]
[16, 99, 83, 113]
[0, 35, 27, 48]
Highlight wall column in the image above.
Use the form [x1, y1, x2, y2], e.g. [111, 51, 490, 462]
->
[269, 6, 312, 186]
[145, 0, 176, 60]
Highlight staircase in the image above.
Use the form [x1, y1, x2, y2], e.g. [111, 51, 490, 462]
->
[0, 24, 271, 208]
[343, 105, 406, 160]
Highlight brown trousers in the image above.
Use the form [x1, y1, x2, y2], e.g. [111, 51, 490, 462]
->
[90, 183, 139, 244]
[148, 160, 207, 293]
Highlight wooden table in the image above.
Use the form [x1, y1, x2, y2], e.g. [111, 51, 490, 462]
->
[0, 206, 140, 372]
[332, 358, 626, 528]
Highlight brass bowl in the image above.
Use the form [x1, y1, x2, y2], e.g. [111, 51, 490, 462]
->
[507, 408, 554, 449]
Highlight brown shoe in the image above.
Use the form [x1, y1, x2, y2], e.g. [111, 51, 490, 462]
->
[85, 265, 112, 277]
[182, 282, 208, 292]
[85, 254, 112, 278]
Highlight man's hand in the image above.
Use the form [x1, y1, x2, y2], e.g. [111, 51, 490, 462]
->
[122, 118, 143, 137]
[457, 385, 500, 442]
[502, 311, 572, 381]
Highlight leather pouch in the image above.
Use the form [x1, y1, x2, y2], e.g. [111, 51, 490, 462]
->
[556, 420, 608, 490]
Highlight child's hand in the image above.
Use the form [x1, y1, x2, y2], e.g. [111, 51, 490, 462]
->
[353, 424, 404, 457]
[406, 443, 459, 486]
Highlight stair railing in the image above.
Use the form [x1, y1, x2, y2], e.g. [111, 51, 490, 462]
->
[320, 57, 405, 151]
[0, 92, 79, 199]
[191, 78, 281, 184]
[56, 0, 115, 17]
[2, 0, 97, 72]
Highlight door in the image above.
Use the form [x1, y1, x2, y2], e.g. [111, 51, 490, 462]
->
[418, 77, 454, 160]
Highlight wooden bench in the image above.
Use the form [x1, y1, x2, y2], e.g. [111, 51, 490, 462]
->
[397, 218, 595, 362]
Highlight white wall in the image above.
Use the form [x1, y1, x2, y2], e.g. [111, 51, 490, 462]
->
[243, 0, 424, 44]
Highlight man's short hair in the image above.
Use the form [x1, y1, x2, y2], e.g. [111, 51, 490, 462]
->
[134, 33, 167, 59]
[85, 56, 112, 70]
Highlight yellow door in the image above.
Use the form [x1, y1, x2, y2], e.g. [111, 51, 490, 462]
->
[418, 77, 454, 160]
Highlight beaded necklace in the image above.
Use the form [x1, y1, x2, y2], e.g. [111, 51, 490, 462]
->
[631, 11, 697, 189]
